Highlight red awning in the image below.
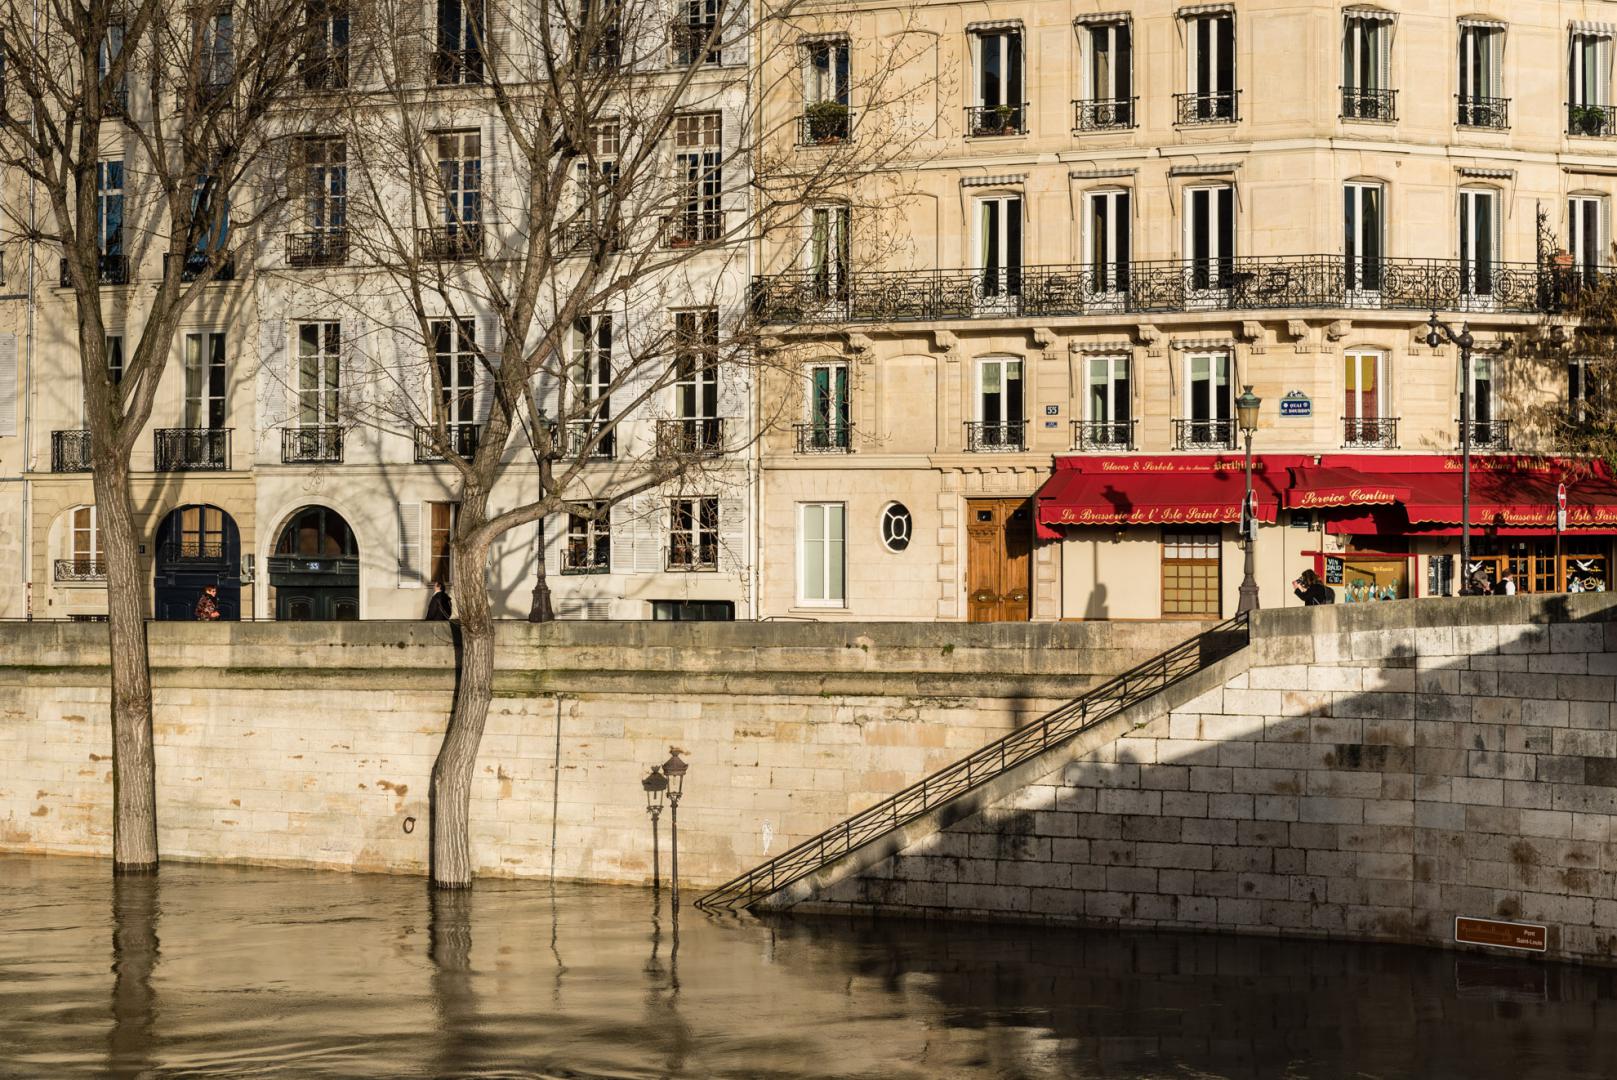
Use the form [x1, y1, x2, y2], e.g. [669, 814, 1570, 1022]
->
[1399, 470, 1617, 527]
[1035, 465, 1283, 529]
[1286, 466, 1409, 510]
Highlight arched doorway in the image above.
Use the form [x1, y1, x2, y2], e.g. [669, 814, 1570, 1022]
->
[270, 505, 359, 620]
[154, 505, 242, 620]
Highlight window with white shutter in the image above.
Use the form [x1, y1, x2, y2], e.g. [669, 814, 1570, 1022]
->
[397, 502, 422, 587]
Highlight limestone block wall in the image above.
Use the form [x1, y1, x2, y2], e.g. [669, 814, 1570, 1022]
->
[807, 595, 1617, 966]
[0, 618, 1195, 885]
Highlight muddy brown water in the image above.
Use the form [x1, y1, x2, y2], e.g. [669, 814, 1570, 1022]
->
[2, 854, 1616, 1079]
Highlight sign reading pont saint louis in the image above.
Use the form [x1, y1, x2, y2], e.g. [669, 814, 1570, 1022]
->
[1455, 916, 1548, 953]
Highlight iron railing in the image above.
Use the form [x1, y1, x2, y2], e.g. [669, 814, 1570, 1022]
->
[1341, 87, 1396, 121]
[695, 612, 1252, 912]
[795, 422, 853, 453]
[418, 224, 482, 260]
[414, 423, 481, 462]
[51, 429, 92, 472]
[432, 47, 485, 84]
[1072, 96, 1135, 131]
[154, 428, 230, 471]
[656, 418, 724, 458]
[287, 230, 349, 267]
[749, 255, 1594, 325]
[162, 540, 227, 563]
[1457, 95, 1509, 129]
[267, 554, 358, 575]
[561, 542, 611, 575]
[54, 557, 106, 582]
[101, 84, 129, 117]
[798, 106, 854, 145]
[1568, 103, 1617, 137]
[965, 420, 1025, 452]
[1462, 418, 1511, 450]
[1173, 418, 1236, 451]
[1175, 90, 1238, 124]
[59, 254, 128, 287]
[663, 211, 723, 248]
[1342, 417, 1399, 449]
[564, 419, 616, 459]
[559, 220, 620, 256]
[1071, 419, 1135, 451]
[282, 425, 343, 464]
[671, 21, 722, 65]
[166, 251, 234, 282]
[666, 542, 719, 572]
[965, 103, 1028, 136]
[301, 53, 350, 91]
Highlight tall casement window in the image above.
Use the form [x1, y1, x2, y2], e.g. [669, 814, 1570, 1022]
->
[803, 360, 850, 451]
[434, 0, 486, 84]
[82, 335, 125, 426]
[568, 314, 613, 458]
[429, 501, 457, 583]
[1343, 351, 1392, 448]
[1340, 11, 1393, 120]
[969, 27, 1025, 135]
[672, 309, 721, 453]
[183, 331, 227, 428]
[1085, 189, 1130, 297]
[431, 318, 478, 440]
[433, 130, 482, 252]
[1162, 531, 1220, 618]
[974, 356, 1023, 450]
[674, 0, 722, 66]
[807, 205, 849, 301]
[798, 502, 846, 606]
[69, 506, 102, 577]
[1184, 184, 1235, 293]
[297, 322, 341, 430]
[1570, 356, 1597, 422]
[1457, 20, 1506, 128]
[1459, 188, 1500, 300]
[97, 160, 123, 276]
[1343, 181, 1384, 292]
[303, 0, 350, 90]
[199, 10, 234, 93]
[563, 502, 610, 574]
[1568, 29, 1612, 136]
[672, 112, 722, 244]
[1076, 16, 1132, 130]
[571, 121, 619, 251]
[975, 195, 1022, 300]
[1180, 10, 1236, 123]
[801, 38, 851, 143]
[98, 23, 126, 111]
[1569, 195, 1607, 283]
[291, 136, 347, 266]
[1180, 352, 1232, 449]
[668, 497, 719, 570]
[1083, 355, 1131, 449]
[1468, 353, 1500, 446]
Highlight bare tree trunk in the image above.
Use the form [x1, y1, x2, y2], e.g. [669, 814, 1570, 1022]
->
[429, 527, 495, 889]
[92, 454, 159, 873]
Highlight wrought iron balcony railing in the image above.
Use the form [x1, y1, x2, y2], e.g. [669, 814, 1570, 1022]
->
[59, 253, 129, 287]
[1340, 87, 1396, 122]
[432, 47, 485, 85]
[663, 211, 723, 248]
[1569, 103, 1617, 137]
[1457, 95, 1509, 129]
[1072, 97, 1136, 131]
[750, 256, 1600, 326]
[301, 54, 349, 91]
[671, 21, 721, 65]
[561, 542, 611, 575]
[282, 425, 343, 464]
[1342, 416, 1399, 449]
[797, 105, 854, 145]
[1173, 418, 1236, 451]
[965, 103, 1028, 136]
[54, 557, 107, 582]
[1175, 90, 1238, 125]
[414, 423, 481, 462]
[162, 540, 226, 563]
[666, 542, 719, 572]
[559, 219, 620, 257]
[287, 229, 349, 267]
[155, 427, 231, 471]
[418, 224, 482, 260]
[794, 422, 853, 453]
[965, 420, 1025, 453]
[166, 251, 234, 282]
[656, 418, 724, 458]
[102, 84, 129, 117]
[51, 429, 92, 472]
[564, 419, 616, 459]
[1462, 418, 1511, 450]
[1071, 419, 1135, 451]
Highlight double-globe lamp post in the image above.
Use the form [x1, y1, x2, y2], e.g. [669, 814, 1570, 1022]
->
[1236, 385, 1263, 615]
[1426, 313, 1476, 588]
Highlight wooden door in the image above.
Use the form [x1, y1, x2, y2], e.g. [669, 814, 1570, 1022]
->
[966, 498, 1032, 622]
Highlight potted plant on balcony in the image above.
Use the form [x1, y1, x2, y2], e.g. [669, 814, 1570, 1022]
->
[804, 100, 849, 144]
[975, 102, 1017, 135]
[1571, 104, 1608, 137]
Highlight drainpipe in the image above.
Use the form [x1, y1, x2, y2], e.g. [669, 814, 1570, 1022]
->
[17, 0, 40, 618]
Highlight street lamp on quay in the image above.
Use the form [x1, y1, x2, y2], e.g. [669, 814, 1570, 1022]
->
[1426, 313, 1476, 588]
[1235, 385, 1263, 615]
[661, 749, 689, 908]
[641, 765, 668, 895]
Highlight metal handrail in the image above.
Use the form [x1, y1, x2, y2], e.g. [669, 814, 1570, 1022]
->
[695, 612, 1250, 912]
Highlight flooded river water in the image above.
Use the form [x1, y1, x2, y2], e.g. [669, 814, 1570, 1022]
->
[2, 855, 1616, 1078]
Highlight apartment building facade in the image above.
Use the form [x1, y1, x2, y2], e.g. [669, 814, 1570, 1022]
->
[754, 0, 1617, 621]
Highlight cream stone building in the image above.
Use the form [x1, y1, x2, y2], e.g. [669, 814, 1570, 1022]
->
[754, 0, 1617, 622]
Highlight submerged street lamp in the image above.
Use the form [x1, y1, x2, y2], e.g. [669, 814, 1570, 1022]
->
[1236, 385, 1263, 615]
[661, 749, 689, 908]
[1427, 313, 1476, 588]
[642, 765, 668, 895]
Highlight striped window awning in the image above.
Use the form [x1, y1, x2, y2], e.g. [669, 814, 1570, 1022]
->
[1075, 11, 1131, 25]
[961, 174, 1026, 187]
[1069, 167, 1138, 179]
[1343, 7, 1397, 23]
[1572, 21, 1617, 37]
[1178, 3, 1235, 17]
[966, 19, 1022, 33]
[1171, 337, 1237, 352]
[1458, 166, 1514, 179]
[1170, 161, 1241, 176]
[1072, 340, 1134, 354]
[1457, 16, 1508, 30]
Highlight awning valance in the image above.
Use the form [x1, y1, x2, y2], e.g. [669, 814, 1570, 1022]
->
[1286, 466, 1409, 509]
[1344, 7, 1397, 23]
[1075, 11, 1131, 26]
[1035, 456, 1289, 532]
[1178, 3, 1235, 17]
[1457, 16, 1508, 30]
[966, 19, 1022, 32]
[1571, 21, 1616, 37]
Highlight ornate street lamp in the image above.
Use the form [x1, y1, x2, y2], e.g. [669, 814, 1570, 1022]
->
[661, 749, 689, 907]
[1235, 385, 1262, 614]
[641, 765, 668, 894]
[1427, 313, 1476, 589]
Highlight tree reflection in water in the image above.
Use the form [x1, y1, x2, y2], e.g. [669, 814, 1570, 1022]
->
[107, 872, 159, 1080]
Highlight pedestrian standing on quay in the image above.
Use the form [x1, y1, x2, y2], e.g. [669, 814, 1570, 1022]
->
[425, 581, 454, 621]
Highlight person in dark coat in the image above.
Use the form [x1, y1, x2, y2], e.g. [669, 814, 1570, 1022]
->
[1292, 569, 1336, 606]
[425, 581, 453, 621]
[194, 584, 222, 621]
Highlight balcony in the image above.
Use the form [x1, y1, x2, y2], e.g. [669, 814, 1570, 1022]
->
[1342, 416, 1399, 449]
[414, 423, 481, 462]
[563, 419, 616, 460]
[797, 104, 854, 146]
[671, 21, 721, 66]
[559, 220, 619, 257]
[656, 418, 725, 458]
[287, 230, 349, 268]
[965, 103, 1028, 137]
[162, 539, 227, 563]
[300, 53, 349, 91]
[965, 420, 1025, 453]
[154, 428, 231, 471]
[750, 256, 1595, 326]
[166, 251, 234, 282]
[431, 47, 485, 85]
[560, 542, 610, 575]
[59, 253, 129, 287]
[1071, 420, 1135, 451]
[101, 83, 128, 117]
[418, 224, 482, 261]
[282, 425, 343, 464]
[1173, 418, 1236, 451]
[794, 422, 853, 453]
[1072, 97, 1135, 132]
[1175, 91, 1238, 125]
[1457, 95, 1509, 129]
[1340, 87, 1396, 122]
[666, 542, 719, 572]
[1461, 418, 1511, 451]
[51, 429, 92, 472]
[663, 211, 723, 248]
[1569, 103, 1617, 138]
[54, 557, 106, 582]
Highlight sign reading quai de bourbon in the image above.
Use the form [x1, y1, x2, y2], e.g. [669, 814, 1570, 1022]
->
[1454, 916, 1548, 953]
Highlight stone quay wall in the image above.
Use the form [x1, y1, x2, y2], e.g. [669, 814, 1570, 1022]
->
[0, 618, 1197, 886]
[803, 594, 1617, 966]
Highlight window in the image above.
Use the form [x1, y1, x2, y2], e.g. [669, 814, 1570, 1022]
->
[1181, 352, 1232, 448]
[1078, 18, 1132, 128]
[804, 360, 849, 450]
[578, 0, 621, 68]
[435, 0, 486, 84]
[70, 506, 101, 575]
[98, 23, 125, 112]
[98, 161, 123, 262]
[106, 335, 124, 386]
[1344, 182, 1384, 291]
[429, 501, 457, 583]
[303, 1, 350, 89]
[200, 11, 234, 93]
[1340, 12, 1392, 119]
[175, 505, 227, 560]
[798, 502, 846, 605]
[570, 122, 619, 251]
[1469, 353, 1494, 426]
[1162, 530, 1220, 618]
[975, 196, 1022, 299]
[672, 113, 722, 245]
[563, 502, 610, 573]
[435, 130, 482, 238]
[1459, 188, 1499, 299]
[1570, 357, 1597, 422]
[567, 314, 613, 457]
[299, 137, 347, 234]
[976, 357, 1023, 448]
[1457, 22, 1505, 127]
[182, 175, 230, 279]
[1181, 11, 1235, 122]
[1184, 185, 1234, 293]
[1569, 195, 1606, 283]
[880, 503, 912, 552]
[808, 205, 849, 301]
[1343, 351, 1389, 447]
[970, 29, 1024, 135]
[674, 0, 721, 66]
[297, 322, 341, 428]
[1086, 189, 1130, 295]
[183, 331, 226, 429]
[802, 39, 851, 142]
[668, 497, 719, 570]
[432, 318, 478, 438]
[1084, 355, 1131, 448]
[1569, 31, 1611, 135]
[651, 599, 733, 620]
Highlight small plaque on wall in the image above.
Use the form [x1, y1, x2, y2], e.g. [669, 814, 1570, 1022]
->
[1324, 555, 1344, 585]
[1279, 391, 1312, 418]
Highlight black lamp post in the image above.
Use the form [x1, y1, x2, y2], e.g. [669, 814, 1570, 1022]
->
[1427, 313, 1476, 589]
[661, 749, 689, 908]
[1235, 385, 1262, 614]
[641, 765, 667, 894]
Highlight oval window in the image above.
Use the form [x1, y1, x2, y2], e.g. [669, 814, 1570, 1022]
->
[881, 503, 912, 552]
